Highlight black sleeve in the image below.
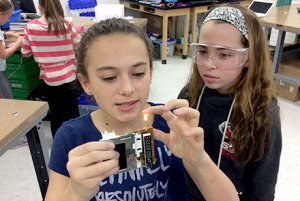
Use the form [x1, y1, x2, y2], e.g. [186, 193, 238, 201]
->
[241, 99, 282, 201]
[177, 85, 189, 99]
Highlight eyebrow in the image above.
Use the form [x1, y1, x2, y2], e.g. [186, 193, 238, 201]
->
[199, 45, 227, 50]
[95, 61, 148, 71]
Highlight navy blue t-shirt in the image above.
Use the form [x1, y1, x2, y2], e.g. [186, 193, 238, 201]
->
[49, 104, 187, 201]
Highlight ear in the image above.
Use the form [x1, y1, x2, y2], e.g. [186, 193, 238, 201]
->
[244, 61, 249, 68]
[77, 73, 92, 95]
[150, 69, 153, 83]
[243, 53, 250, 68]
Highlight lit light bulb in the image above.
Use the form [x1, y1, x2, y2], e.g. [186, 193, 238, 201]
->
[143, 113, 149, 122]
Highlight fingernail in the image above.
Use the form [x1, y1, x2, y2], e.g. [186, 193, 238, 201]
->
[108, 143, 115, 149]
[142, 109, 149, 113]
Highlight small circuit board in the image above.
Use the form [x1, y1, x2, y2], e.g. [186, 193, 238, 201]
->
[102, 127, 156, 172]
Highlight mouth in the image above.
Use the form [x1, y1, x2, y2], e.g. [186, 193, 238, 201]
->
[203, 74, 219, 83]
[116, 100, 139, 111]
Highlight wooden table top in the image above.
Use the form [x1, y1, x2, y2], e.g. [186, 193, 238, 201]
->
[261, 4, 300, 33]
[0, 99, 48, 152]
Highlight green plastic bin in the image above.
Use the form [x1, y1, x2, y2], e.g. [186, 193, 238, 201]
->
[6, 54, 34, 64]
[6, 59, 38, 71]
[12, 88, 33, 99]
[9, 76, 42, 90]
[6, 67, 39, 80]
[6, 61, 40, 80]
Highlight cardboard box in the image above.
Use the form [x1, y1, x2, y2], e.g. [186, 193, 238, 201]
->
[275, 58, 300, 101]
[275, 79, 300, 102]
[279, 58, 300, 79]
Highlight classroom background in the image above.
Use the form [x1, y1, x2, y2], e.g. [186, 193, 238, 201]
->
[0, 0, 300, 200]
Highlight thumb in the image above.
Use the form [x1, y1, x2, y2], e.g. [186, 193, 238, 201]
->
[153, 128, 169, 146]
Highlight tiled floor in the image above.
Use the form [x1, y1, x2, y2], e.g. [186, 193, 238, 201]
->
[0, 56, 299, 200]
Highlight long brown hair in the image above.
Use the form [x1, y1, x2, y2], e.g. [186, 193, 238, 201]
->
[39, 0, 70, 36]
[0, 0, 13, 13]
[187, 4, 274, 164]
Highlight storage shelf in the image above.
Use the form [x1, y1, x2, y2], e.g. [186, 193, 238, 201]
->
[274, 73, 300, 86]
[276, 57, 300, 85]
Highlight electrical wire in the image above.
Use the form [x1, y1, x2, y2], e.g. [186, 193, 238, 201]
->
[7, 55, 24, 79]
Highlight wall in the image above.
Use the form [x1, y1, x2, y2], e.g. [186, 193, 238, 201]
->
[32, 0, 40, 14]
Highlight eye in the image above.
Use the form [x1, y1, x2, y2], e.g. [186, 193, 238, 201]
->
[102, 76, 117, 82]
[218, 50, 234, 59]
[132, 72, 145, 77]
[198, 50, 208, 55]
[198, 47, 208, 55]
[219, 53, 231, 59]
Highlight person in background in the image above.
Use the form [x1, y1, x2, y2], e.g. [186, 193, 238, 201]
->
[45, 18, 239, 201]
[178, 4, 282, 201]
[21, 0, 81, 137]
[0, 0, 23, 98]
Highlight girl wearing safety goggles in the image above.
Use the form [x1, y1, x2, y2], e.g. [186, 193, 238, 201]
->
[179, 4, 282, 201]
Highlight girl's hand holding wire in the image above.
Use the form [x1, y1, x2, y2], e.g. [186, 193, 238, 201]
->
[143, 99, 206, 167]
[15, 35, 23, 47]
[11, 32, 22, 38]
[66, 141, 120, 200]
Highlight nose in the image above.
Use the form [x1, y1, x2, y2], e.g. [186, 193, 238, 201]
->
[205, 56, 217, 70]
[119, 77, 135, 96]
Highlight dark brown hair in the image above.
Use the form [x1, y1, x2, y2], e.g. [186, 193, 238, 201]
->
[39, 0, 70, 36]
[0, 0, 13, 13]
[77, 18, 153, 78]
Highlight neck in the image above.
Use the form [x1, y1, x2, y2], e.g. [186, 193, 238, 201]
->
[39, 15, 47, 23]
[97, 109, 152, 136]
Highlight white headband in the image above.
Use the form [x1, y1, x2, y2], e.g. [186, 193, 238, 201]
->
[203, 7, 248, 40]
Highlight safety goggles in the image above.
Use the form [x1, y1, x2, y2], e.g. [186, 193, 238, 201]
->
[190, 43, 249, 69]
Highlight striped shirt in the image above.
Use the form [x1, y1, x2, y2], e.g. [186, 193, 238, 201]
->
[21, 19, 81, 86]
